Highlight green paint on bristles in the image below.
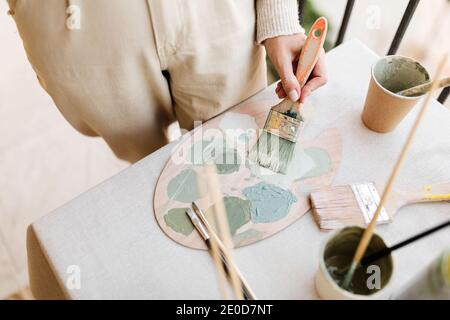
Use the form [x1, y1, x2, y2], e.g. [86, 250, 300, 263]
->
[248, 130, 296, 174]
[283, 109, 298, 118]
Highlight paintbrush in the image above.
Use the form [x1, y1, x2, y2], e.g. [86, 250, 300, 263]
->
[248, 17, 327, 174]
[310, 181, 450, 230]
[341, 55, 448, 290]
[361, 219, 450, 266]
[396, 76, 450, 97]
[192, 202, 257, 300]
[185, 207, 255, 300]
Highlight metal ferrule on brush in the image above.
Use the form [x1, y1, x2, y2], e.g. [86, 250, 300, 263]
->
[248, 100, 304, 174]
[264, 109, 304, 143]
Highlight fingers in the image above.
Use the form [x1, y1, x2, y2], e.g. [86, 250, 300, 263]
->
[280, 74, 301, 102]
[275, 53, 301, 102]
[299, 76, 327, 103]
[275, 82, 287, 98]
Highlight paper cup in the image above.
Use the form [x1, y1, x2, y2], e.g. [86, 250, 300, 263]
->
[315, 226, 394, 300]
[362, 55, 430, 133]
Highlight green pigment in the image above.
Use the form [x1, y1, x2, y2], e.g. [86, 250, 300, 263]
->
[167, 168, 200, 203]
[164, 208, 193, 236]
[324, 227, 393, 295]
[243, 182, 297, 223]
[325, 255, 373, 295]
[206, 196, 251, 235]
[297, 147, 331, 180]
[233, 229, 263, 247]
[187, 138, 241, 174]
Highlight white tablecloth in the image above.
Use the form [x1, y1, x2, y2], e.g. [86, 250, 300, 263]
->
[27, 40, 450, 299]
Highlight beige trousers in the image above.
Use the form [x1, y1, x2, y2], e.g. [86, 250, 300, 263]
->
[8, 0, 267, 162]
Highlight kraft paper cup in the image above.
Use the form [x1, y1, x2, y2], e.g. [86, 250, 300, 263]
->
[362, 55, 430, 133]
[315, 226, 394, 300]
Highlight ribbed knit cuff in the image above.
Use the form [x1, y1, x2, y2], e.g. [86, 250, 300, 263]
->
[256, 0, 305, 44]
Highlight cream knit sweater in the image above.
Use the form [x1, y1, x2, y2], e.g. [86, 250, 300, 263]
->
[256, 0, 305, 44]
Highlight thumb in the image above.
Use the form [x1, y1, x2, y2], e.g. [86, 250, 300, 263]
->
[278, 62, 301, 102]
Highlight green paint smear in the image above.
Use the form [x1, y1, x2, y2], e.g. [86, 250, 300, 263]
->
[233, 229, 264, 247]
[297, 147, 331, 180]
[164, 208, 193, 236]
[243, 182, 297, 223]
[206, 196, 251, 235]
[167, 168, 200, 203]
[187, 138, 241, 174]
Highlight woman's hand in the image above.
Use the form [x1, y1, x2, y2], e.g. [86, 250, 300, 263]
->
[264, 33, 327, 103]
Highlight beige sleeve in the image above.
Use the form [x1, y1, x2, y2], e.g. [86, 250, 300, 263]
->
[256, 0, 305, 44]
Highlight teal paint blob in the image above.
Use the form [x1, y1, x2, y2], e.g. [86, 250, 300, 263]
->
[167, 168, 200, 203]
[164, 208, 193, 236]
[187, 138, 241, 174]
[206, 196, 251, 235]
[243, 182, 297, 223]
[297, 147, 332, 180]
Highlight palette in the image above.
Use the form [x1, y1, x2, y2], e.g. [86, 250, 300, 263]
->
[154, 99, 342, 249]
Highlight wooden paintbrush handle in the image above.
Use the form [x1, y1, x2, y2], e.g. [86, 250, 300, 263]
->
[397, 77, 450, 97]
[282, 17, 327, 113]
[295, 17, 327, 87]
[406, 182, 450, 203]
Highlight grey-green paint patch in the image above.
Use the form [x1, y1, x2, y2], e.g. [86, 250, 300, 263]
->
[297, 147, 331, 180]
[164, 208, 193, 236]
[243, 182, 297, 223]
[206, 196, 251, 235]
[167, 168, 200, 203]
[374, 57, 430, 94]
[215, 148, 241, 174]
[187, 138, 241, 174]
[233, 229, 264, 247]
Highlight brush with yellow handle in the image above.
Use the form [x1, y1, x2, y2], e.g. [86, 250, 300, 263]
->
[249, 17, 328, 174]
[310, 182, 450, 230]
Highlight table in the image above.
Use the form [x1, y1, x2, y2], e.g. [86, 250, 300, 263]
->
[27, 40, 450, 299]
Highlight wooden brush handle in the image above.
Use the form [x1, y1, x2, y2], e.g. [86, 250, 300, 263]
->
[278, 17, 327, 113]
[406, 182, 450, 203]
[295, 17, 327, 87]
[397, 77, 450, 97]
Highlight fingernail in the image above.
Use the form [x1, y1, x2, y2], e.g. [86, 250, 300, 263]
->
[288, 90, 299, 102]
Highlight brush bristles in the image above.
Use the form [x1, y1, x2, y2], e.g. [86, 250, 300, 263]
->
[310, 185, 366, 230]
[248, 131, 295, 174]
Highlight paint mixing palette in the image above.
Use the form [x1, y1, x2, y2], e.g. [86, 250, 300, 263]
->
[154, 99, 342, 249]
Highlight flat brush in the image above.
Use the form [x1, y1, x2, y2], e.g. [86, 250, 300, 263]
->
[310, 181, 450, 230]
[248, 17, 327, 174]
[361, 219, 450, 266]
